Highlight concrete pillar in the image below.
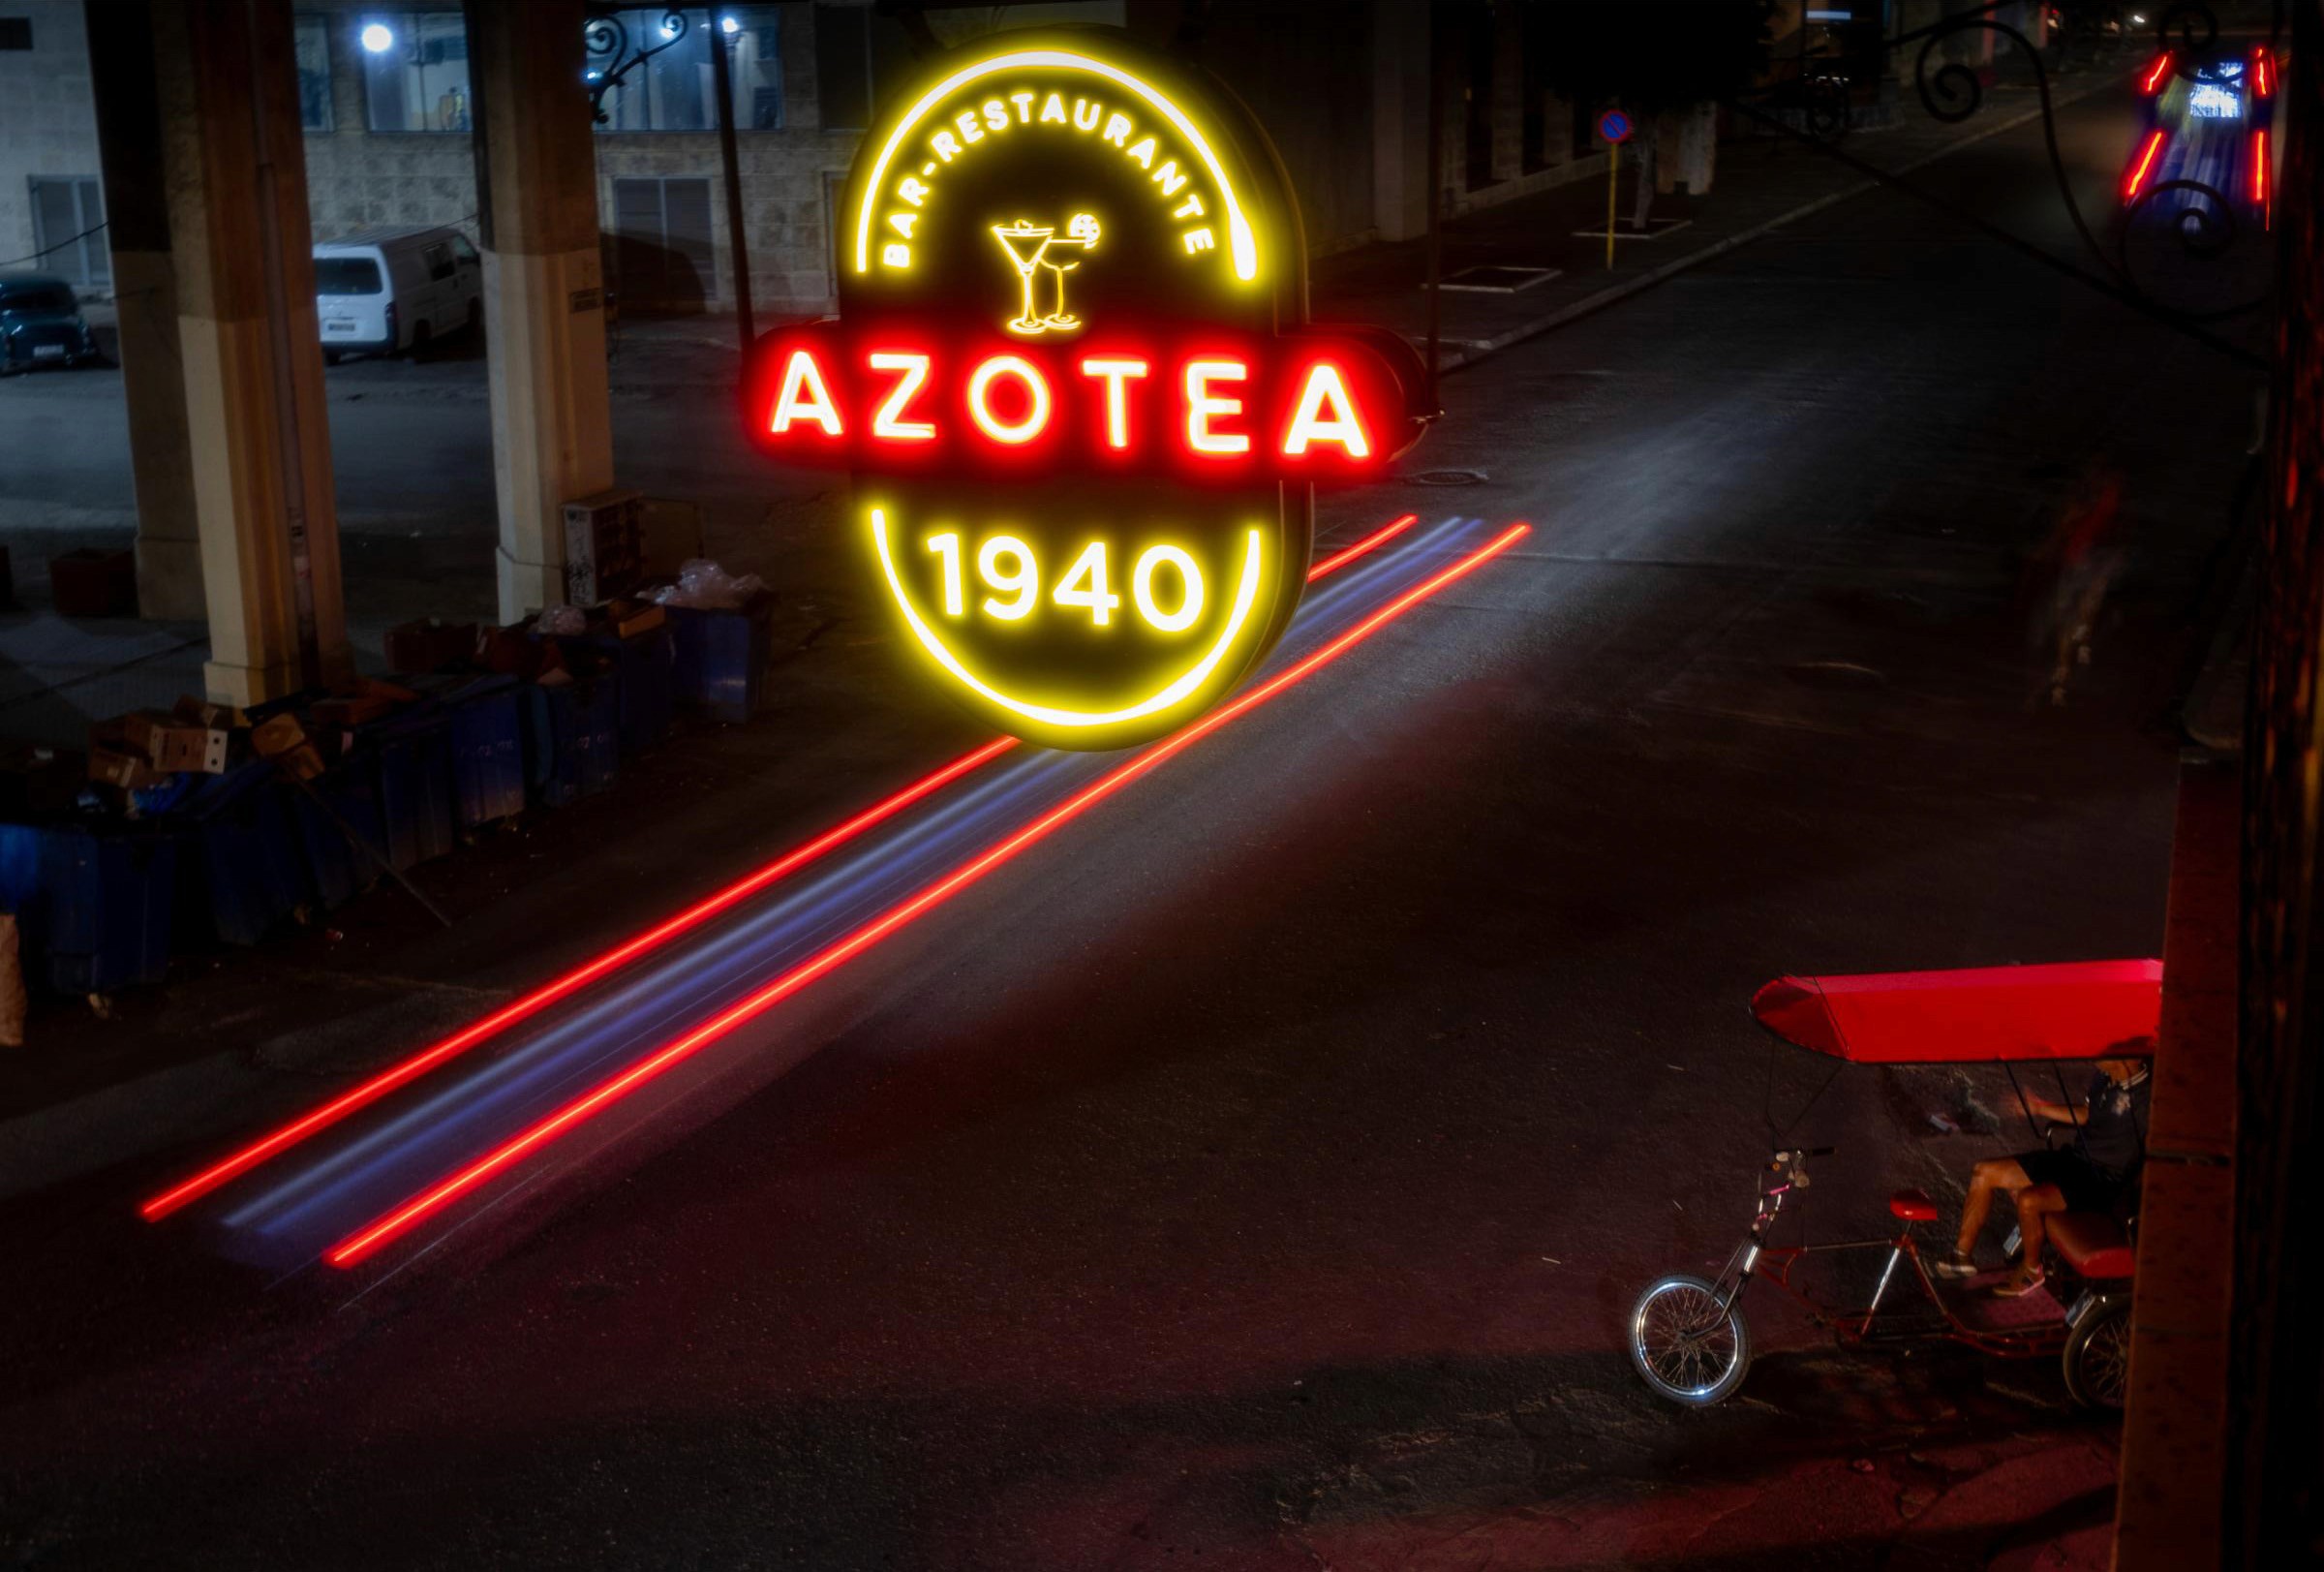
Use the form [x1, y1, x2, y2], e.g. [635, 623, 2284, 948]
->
[150, 0, 350, 702]
[1488, 0, 1523, 184]
[1540, 93, 1575, 169]
[1369, 0, 1430, 242]
[464, 0, 614, 621]
[85, 0, 201, 621]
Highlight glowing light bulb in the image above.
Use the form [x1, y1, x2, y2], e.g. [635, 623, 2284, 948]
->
[721, 15, 740, 34]
[359, 21, 394, 52]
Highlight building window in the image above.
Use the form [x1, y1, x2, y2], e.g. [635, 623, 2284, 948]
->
[359, 12, 470, 133]
[812, 4, 870, 131]
[294, 15, 333, 132]
[610, 176, 714, 310]
[29, 177, 107, 288]
[590, 7, 781, 132]
[0, 17, 30, 49]
[731, 8, 782, 129]
[810, 4, 908, 132]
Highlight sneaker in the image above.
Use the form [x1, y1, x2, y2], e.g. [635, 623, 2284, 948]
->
[1931, 1250, 1977, 1279]
[1993, 1268, 2047, 1298]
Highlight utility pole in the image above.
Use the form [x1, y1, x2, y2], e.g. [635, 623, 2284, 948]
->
[2230, 4, 2324, 1564]
[1422, 2, 1443, 414]
[709, 8, 754, 354]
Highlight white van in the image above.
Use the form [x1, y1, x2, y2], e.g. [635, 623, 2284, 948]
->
[313, 226, 482, 362]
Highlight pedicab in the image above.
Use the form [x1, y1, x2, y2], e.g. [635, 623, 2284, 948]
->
[1628, 960, 2159, 1411]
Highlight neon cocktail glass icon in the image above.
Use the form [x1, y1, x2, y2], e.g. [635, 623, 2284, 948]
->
[993, 215, 1100, 334]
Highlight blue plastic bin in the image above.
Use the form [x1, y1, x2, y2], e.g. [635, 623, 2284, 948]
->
[566, 627, 675, 754]
[172, 761, 311, 945]
[441, 674, 525, 827]
[0, 821, 177, 994]
[288, 755, 390, 910]
[523, 672, 621, 807]
[668, 594, 774, 724]
[369, 702, 456, 870]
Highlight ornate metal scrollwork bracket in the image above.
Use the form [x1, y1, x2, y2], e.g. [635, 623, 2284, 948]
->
[583, 6, 693, 126]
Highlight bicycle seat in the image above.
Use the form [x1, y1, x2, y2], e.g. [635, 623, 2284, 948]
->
[2049, 1212, 2134, 1279]
[1889, 1188, 1939, 1222]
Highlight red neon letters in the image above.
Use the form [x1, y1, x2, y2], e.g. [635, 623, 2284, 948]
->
[748, 328, 1415, 479]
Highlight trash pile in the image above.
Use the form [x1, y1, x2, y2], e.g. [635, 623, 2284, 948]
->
[0, 570, 776, 1018]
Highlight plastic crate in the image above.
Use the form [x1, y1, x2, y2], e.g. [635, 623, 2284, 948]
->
[412, 672, 526, 828]
[369, 702, 456, 870]
[523, 672, 621, 807]
[171, 761, 311, 945]
[567, 626, 676, 755]
[288, 754, 390, 910]
[0, 821, 177, 994]
[668, 594, 774, 724]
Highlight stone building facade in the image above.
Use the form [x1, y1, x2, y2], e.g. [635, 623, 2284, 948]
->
[5, 1, 1617, 318]
[0, 1, 107, 287]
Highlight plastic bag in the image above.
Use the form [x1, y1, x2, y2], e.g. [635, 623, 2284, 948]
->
[649, 558, 766, 610]
[537, 604, 589, 636]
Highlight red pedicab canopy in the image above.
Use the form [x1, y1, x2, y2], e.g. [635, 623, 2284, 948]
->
[1750, 960, 2162, 1065]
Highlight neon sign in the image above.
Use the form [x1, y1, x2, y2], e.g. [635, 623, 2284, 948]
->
[745, 35, 1430, 749]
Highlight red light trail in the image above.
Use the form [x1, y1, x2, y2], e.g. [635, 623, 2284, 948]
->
[2123, 129, 2167, 202]
[139, 736, 1017, 1221]
[2139, 52, 2174, 95]
[1306, 513, 1416, 581]
[325, 521, 1530, 1268]
[142, 513, 1420, 1223]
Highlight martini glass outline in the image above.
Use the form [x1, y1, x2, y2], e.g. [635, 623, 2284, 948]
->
[994, 222, 1057, 334]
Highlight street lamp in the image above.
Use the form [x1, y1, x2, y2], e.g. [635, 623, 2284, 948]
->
[359, 20, 394, 53]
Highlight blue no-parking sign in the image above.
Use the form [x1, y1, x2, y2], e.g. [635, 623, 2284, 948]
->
[1597, 108, 1634, 145]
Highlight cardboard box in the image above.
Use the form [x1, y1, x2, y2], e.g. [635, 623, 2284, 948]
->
[605, 599, 666, 638]
[310, 677, 419, 732]
[250, 712, 310, 760]
[88, 744, 164, 790]
[122, 709, 228, 774]
[480, 623, 550, 678]
[272, 743, 325, 782]
[172, 695, 247, 731]
[384, 618, 478, 674]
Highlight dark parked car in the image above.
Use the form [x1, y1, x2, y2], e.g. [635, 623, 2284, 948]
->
[0, 274, 104, 374]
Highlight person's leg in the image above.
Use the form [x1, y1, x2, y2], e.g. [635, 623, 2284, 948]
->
[1955, 1157, 2030, 1257]
[2000, 1183, 2068, 1292]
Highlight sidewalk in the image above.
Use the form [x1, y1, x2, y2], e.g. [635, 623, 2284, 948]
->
[1312, 70, 2129, 375]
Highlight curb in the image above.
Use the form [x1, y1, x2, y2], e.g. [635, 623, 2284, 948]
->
[1438, 76, 2125, 375]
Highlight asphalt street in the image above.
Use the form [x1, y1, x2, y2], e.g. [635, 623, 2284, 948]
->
[0, 70, 2269, 1570]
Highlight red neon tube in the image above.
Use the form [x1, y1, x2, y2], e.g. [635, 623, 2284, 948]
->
[145, 512, 1420, 1221]
[2251, 49, 2273, 99]
[2123, 129, 2167, 201]
[2251, 130, 2269, 208]
[140, 735, 1016, 1220]
[2139, 52, 2174, 95]
[327, 522, 1532, 1267]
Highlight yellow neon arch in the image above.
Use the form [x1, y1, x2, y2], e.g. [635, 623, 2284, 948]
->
[871, 510, 1267, 729]
[850, 47, 1262, 282]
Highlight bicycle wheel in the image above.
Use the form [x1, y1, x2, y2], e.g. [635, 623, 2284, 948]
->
[1630, 1274, 1752, 1406]
[2062, 1296, 2132, 1411]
